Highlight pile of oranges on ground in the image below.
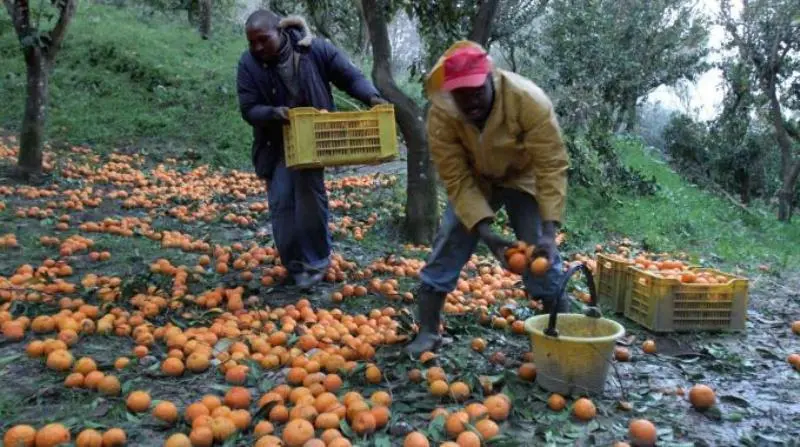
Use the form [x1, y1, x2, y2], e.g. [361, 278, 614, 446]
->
[1, 141, 796, 446]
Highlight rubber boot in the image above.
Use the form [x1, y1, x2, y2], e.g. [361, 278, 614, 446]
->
[404, 286, 446, 357]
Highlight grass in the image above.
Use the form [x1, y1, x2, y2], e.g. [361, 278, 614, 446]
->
[0, 2, 415, 169]
[564, 137, 800, 270]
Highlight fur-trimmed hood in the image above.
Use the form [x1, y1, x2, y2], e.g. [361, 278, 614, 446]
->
[279, 15, 313, 47]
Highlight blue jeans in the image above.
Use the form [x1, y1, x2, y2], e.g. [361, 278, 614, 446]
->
[267, 161, 332, 276]
[419, 188, 564, 304]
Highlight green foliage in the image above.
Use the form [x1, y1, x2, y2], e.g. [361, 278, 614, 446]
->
[565, 125, 658, 198]
[534, 0, 709, 131]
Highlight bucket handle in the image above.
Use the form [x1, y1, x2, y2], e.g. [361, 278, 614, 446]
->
[543, 262, 600, 337]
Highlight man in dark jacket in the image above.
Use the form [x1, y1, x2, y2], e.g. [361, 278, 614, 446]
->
[237, 10, 386, 289]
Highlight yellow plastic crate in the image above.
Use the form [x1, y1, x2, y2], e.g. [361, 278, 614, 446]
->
[595, 253, 634, 314]
[282, 105, 398, 169]
[625, 267, 749, 332]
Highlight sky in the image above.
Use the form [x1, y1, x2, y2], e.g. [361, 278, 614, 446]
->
[646, 0, 742, 121]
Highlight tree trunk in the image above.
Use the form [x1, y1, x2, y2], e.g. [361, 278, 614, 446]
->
[362, 0, 439, 244]
[18, 48, 48, 176]
[199, 0, 212, 39]
[468, 0, 500, 47]
[777, 166, 799, 222]
[187, 0, 199, 26]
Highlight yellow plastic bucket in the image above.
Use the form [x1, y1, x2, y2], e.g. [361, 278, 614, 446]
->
[524, 313, 625, 396]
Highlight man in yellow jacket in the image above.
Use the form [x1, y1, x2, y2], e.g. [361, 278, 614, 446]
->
[406, 42, 570, 356]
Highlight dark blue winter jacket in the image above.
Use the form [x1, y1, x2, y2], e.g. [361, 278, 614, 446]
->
[236, 16, 380, 180]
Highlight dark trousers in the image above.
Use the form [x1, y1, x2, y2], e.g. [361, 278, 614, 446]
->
[267, 161, 332, 277]
[419, 188, 563, 304]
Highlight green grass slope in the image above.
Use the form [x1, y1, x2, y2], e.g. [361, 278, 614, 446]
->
[1, 3, 250, 166]
[565, 137, 800, 269]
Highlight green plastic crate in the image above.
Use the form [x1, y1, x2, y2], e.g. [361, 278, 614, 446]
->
[283, 105, 398, 169]
[625, 267, 749, 332]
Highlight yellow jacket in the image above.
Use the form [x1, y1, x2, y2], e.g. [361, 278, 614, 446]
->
[425, 41, 569, 231]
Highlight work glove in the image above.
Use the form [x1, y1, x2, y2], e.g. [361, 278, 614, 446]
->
[476, 220, 514, 267]
[276, 107, 290, 121]
[533, 221, 559, 265]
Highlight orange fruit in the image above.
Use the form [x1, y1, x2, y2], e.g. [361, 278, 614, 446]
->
[3, 425, 36, 447]
[518, 363, 537, 381]
[210, 417, 237, 442]
[430, 407, 449, 420]
[547, 393, 566, 411]
[455, 431, 481, 447]
[189, 427, 213, 447]
[230, 409, 251, 430]
[445, 411, 469, 438]
[101, 428, 127, 447]
[269, 404, 289, 423]
[126, 390, 152, 413]
[64, 372, 85, 388]
[788, 353, 800, 369]
[628, 419, 657, 447]
[791, 320, 800, 335]
[75, 429, 103, 447]
[352, 411, 377, 435]
[224, 386, 251, 409]
[688, 384, 716, 411]
[161, 357, 185, 376]
[419, 351, 436, 363]
[153, 401, 179, 424]
[320, 429, 342, 444]
[507, 253, 528, 274]
[323, 374, 343, 392]
[465, 402, 488, 420]
[74, 357, 98, 375]
[573, 397, 596, 421]
[365, 365, 382, 383]
[470, 338, 487, 353]
[614, 347, 631, 362]
[408, 369, 423, 383]
[253, 420, 274, 438]
[163, 433, 191, 447]
[642, 340, 656, 354]
[530, 257, 550, 276]
[46, 349, 73, 371]
[314, 412, 340, 430]
[370, 390, 392, 407]
[403, 432, 429, 447]
[449, 382, 470, 401]
[475, 418, 499, 440]
[201, 395, 222, 412]
[98, 375, 121, 396]
[370, 405, 390, 428]
[186, 352, 210, 373]
[84, 371, 105, 389]
[34, 423, 71, 447]
[185, 402, 210, 423]
[281, 419, 314, 447]
[426, 367, 447, 383]
[484, 394, 511, 421]
[429, 380, 449, 397]
[225, 365, 248, 385]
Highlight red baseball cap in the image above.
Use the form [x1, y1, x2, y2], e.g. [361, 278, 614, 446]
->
[442, 46, 492, 92]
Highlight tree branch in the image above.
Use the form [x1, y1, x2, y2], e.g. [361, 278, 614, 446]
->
[45, 0, 77, 66]
[5, 0, 32, 41]
[468, 0, 500, 47]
